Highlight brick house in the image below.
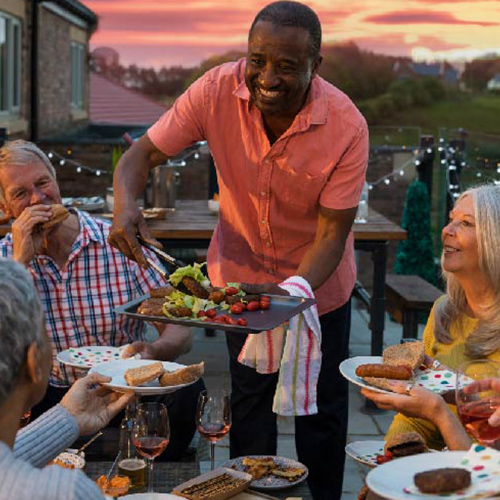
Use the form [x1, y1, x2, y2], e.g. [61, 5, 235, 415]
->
[0, 0, 97, 141]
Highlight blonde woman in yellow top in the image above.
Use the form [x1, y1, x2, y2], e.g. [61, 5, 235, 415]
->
[362, 184, 500, 451]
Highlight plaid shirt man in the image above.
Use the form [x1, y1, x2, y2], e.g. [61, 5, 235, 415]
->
[0, 209, 165, 386]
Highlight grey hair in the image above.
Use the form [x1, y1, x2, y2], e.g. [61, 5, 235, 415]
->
[0, 258, 44, 405]
[0, 140, 57, 206]
[434, 184, 500, 357]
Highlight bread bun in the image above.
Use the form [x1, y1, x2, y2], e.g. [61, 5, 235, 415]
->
[383, 342, 425, 371]
[159, 361, 204, 386]
[42, 204, 69, 229]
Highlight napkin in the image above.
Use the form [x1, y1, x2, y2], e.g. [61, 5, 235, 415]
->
[413, 366, 474, 394]
[405, 444, 500, 499]
[238, 276, 322, 416]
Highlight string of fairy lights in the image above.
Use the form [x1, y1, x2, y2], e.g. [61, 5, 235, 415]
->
[45, 142, 205, 177]
[438, 137, 500, 200]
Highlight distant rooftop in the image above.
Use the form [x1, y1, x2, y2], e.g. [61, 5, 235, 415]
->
[90, 73, 168, 126]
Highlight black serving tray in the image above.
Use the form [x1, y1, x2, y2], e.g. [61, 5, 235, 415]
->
[115, 293, 316, 333]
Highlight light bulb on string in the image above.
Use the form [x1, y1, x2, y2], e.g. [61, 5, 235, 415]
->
[59, 160, 65, 166]
[194, 153, 200, 159]
[384, 178, 390, 185]
[76, 167, 82, 173]
[368, 184, 373, 190]
[96, 170, 101, 176]
[399, 170, 404, 176]
[48, 152, 53, 159]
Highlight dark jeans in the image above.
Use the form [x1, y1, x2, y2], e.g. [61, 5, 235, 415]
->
[31, 378, 206, 461]
[225, 299, 351, 500]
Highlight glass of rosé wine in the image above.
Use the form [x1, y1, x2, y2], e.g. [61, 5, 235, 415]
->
[132, 403, 170, 492]
[456, 359, 500, 449]
[196, 389, 231, 470]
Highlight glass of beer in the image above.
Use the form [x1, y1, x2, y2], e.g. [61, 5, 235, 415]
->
[118, 457, 147, 493]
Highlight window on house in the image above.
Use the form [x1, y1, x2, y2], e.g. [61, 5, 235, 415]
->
[71, 42, 85, 109]
[0, 13, 22, 113]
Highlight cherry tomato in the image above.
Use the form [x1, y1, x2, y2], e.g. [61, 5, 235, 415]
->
[259, 300, 270, 310]
[260, 295, 271, 303]
[237, 318, 248, 327]
[246, 301, 260, 312]
[225, 286, 239, 296]
[375, 453, 393, 464]
[230, 303, 244, 315]
[205, 309, 217, 319]
[197, 310, 206, 318]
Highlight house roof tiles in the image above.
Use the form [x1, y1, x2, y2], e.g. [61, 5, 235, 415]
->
[90, 73, 168, 126]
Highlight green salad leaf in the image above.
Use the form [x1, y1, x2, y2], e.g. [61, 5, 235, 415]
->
[169, 262, 207, 287]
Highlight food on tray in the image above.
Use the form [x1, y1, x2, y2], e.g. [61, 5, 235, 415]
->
[124, 361, 164, 386]
[142, 207, 169, 219]
[150, 285, 175, 298]
[383, 341, 425, 371]
[413, 467, 471, 494]
[355, 364, 412, 380]
[137, 297, 165, 316]
[96, 474, 131, 496]
[360, 341, 425, 392]
[42, 204, 69, 229]
[174, 472, 248, 500]
[137, 263, 270, 327]
[50, 457, 76, 469]
[159, 361, 204, 387]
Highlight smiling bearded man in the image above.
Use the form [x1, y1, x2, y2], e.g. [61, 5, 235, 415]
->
[108, 3, 369, 499]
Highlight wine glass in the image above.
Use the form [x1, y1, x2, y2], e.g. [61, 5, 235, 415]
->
[196, 389, 231, 470]
[132, 402, 170, 492]
[456, 359, 500, 449]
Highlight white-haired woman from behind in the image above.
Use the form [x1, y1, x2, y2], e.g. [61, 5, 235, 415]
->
[0, 258, 134, 500]
[363, 184, 500, 451]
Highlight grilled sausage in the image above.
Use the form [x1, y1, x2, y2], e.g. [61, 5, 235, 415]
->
[166, 307, 192, 318]
[355, 363, 412, 380]
[208, 290, 225, 304]
[181, 276, 209, 299]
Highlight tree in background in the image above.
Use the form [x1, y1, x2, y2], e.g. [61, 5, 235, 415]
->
[394, 180, 439, 286]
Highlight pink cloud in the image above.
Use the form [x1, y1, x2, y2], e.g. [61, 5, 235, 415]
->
[366, 10, 498, 26]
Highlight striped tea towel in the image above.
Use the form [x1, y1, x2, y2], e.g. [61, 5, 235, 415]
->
[238, 276, 322, 416]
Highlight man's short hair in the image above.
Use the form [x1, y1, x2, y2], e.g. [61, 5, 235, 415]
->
[249, 1, 322, 59]
[0, 140, 57, 206]
[0, 259, 44, 406]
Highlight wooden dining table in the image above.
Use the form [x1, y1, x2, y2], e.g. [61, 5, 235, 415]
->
[0, 199, 406, 355]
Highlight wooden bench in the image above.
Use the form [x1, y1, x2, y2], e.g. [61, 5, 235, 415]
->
[385, 274, 443, 339]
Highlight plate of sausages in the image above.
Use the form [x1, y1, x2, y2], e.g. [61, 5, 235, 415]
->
[340, 355, 465, 395]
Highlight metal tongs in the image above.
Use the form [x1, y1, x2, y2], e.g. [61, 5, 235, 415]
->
[137, 235, 187, 279]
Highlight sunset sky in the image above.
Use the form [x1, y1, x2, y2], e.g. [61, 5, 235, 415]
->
[82, 0, 500, 68]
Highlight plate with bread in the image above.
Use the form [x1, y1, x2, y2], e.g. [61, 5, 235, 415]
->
[222, 455, 308, 491]
[89, 359, 204, 395]
[340, 341, 463, 395]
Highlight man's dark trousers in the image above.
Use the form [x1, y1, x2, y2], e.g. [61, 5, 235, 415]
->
[225, 299, 351, 500]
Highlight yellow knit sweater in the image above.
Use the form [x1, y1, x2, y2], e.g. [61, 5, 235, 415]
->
[385, 296, 500, 450]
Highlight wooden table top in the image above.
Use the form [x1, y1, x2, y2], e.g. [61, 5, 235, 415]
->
[0, 199, 406, 242]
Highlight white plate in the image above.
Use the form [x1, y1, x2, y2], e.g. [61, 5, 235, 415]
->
[345, 440, 385, 468]
[221, 455, 308, 491]
[339, 356, 462, 395]
[89, 359, 193, 395]
[339, 356, 391, 394]
[122, 494, 180, 499]
[57, 345, 126, 369]
[367, 451, 478, 500]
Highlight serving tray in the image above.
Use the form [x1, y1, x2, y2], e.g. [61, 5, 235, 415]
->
[115, 293, 316, 333]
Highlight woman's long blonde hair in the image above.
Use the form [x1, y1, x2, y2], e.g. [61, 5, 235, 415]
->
[435, 184, 500, 358]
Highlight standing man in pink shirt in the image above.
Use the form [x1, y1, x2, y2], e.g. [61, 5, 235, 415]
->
[109, 2, 368, 498]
